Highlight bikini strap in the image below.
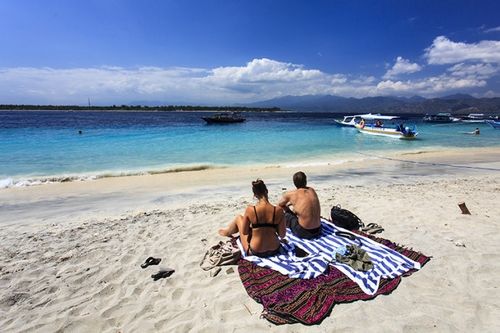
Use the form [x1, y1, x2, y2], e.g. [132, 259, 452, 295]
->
[253, 205, 260, 225]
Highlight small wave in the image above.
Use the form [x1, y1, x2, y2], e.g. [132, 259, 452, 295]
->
[0, 178, 14, 188]
[282, 161, 336, 168]
[0, 164, 219, 189]
[0, 175, 98, 189]
[149, 165, 216, 174]
[401, 150, 436, 155]
[281, 155, 372, 169]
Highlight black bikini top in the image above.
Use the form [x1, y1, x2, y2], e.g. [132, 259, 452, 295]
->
[251, 206, 278, 229]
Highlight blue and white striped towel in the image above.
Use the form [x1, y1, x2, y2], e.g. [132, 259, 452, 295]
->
[237, 218, 421, 295]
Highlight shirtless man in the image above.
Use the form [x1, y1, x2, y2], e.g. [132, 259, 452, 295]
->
[278, 171, 322, 239]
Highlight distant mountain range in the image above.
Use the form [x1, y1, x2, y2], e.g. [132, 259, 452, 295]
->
[244, 94, 500, 115]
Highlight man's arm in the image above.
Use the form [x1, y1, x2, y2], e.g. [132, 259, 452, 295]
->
[278, 192, 291, 209]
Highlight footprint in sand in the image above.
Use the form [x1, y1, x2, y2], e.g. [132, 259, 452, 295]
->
[120, 254, 133, 264]
[171, 288, 185, 301]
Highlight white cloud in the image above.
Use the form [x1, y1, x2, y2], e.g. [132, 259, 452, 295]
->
[376, 74, 487, 95]
[209, 58, 323, 83]
[0, 58, 425, 105]
[0, 60, 336, 104]
[482, 90, 500, 97]
[377, 80, 412, 92]
[330, 74, 347, 85]
[351, 75, 377, 85]
[0, 66, 211, 104]
[425, 36, 500, 64]
[200, 58, 333, 100]
[484, 26, 500, 33]
[383, 57, 422, 79]
[0, 51, 499, 104]
[448, 63, 499, 79]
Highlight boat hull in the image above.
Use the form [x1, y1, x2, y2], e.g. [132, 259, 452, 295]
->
[461, 113, 486, 123]
[486, 120, 500, 129]
[423, 113, 455, 123]
[423, 119, 453, 123]
[202, 117, 246, 124]
[461, 119, 485, 123]
[334, 119, 356, 127]
[355, 125, 418, 139]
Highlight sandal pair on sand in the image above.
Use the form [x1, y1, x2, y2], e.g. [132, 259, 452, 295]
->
[361, 223, 384, 235]
[140, 257, 175, 281]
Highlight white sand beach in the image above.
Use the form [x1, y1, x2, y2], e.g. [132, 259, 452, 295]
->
[1, 147, 500, 332]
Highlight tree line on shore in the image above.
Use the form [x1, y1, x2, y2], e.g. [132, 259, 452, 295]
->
[0, 104, 281, 112]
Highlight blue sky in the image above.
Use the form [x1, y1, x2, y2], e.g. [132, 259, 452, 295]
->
[0, 0, 499, 105]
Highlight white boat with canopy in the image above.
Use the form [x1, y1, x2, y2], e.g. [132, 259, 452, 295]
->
[460, 113, 486, 123]
[354, 114, 418, 140]
[334, 113, 381, 127]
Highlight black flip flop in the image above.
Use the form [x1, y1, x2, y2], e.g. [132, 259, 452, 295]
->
[335, 231, 363, 246]
[151, 268, 175, 281]
[335, 231, 356, 240]
[361, 223, 384, 234]
[362, 223, 377, 231]
[141, 257, 161, 269]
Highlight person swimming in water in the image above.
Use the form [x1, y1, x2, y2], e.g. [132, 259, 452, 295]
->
[464, 128, 480, 135]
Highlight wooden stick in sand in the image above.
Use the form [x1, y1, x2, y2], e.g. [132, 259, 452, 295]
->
[458, 202, 471, 215]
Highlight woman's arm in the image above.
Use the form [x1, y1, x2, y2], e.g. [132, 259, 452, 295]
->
[240, 206, 252, 236]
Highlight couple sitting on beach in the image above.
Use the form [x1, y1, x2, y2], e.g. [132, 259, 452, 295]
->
[218, 171, 322, 258]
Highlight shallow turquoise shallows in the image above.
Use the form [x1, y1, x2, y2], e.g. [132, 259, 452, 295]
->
[1, 111, 498, 187]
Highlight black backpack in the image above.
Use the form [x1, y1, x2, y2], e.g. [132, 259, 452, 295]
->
[330, 204, 364, 231]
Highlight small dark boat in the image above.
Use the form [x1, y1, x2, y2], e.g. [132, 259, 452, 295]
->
[202, 112, 246, 124]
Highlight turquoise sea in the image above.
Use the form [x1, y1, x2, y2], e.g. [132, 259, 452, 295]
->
[1, 111, 499, 188]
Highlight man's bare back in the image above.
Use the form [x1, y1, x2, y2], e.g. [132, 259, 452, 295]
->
[279, 187, 321, 229]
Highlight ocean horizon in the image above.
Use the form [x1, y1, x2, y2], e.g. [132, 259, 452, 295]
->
[1, 110, 499, 188]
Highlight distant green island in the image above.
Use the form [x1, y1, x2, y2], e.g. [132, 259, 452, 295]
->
[0, 104, 281, 112]
[2, 93, 500, 115]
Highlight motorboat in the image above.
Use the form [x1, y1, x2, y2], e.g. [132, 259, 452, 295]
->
[354, 114, 418, 140]
[460, 113, 486, 123]
[334, 113, 382, 127]
[423, 112, 459, 123]
[485, 120, 500, 129]
[202, 112, 246, 124]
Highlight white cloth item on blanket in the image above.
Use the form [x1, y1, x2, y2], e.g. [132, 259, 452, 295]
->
[237, 218, 421, 295]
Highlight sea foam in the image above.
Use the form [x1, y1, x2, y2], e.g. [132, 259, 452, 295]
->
[0, 164, 218, 188]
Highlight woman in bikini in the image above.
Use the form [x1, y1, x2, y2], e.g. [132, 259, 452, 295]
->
[218, 179, 286, 257]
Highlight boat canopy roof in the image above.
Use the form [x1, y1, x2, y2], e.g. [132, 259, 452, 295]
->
[344, 113, 389, 119]
[360, 114, 400, 120]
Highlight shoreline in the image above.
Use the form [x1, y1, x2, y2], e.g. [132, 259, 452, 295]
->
[1, 146, 499, 227]
[2, 146, 499, 190]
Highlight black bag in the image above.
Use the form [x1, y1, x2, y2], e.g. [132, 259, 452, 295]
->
[330, 204, 364, 231]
